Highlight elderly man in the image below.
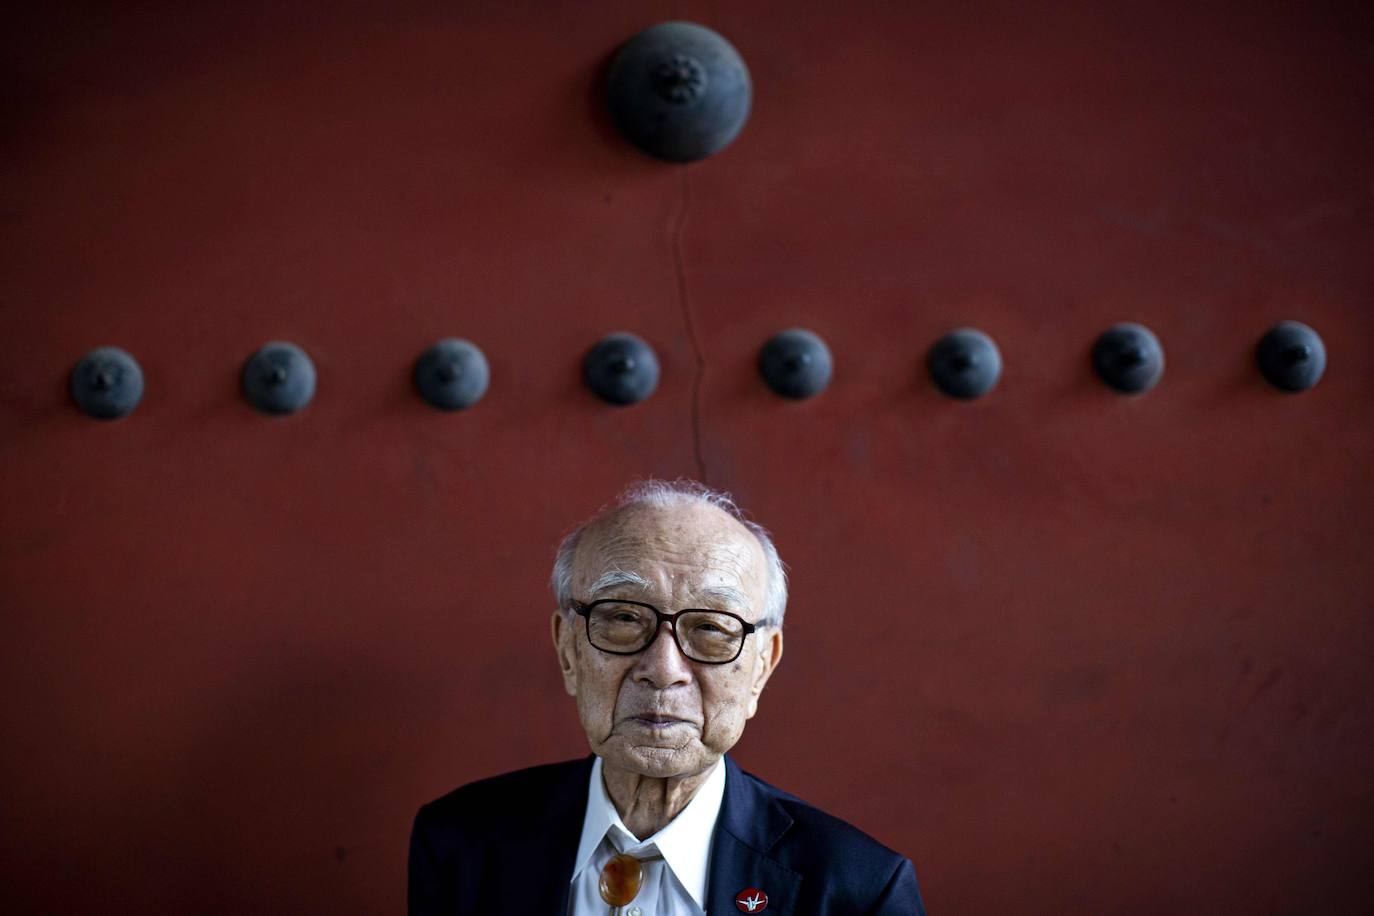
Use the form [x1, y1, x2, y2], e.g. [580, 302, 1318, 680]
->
[409, 480, 926, 915]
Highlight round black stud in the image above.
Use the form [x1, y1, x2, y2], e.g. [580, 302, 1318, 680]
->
[758, 328, 832, 400]
[1092, 323, 1164, 394]
[606, 21, 751, 162]
[583, 333, 660, 406]
[241, 341, 316, 415]
[70, 346, 144, 419]
[1256, 320, 1325, 393]
[413, 338, 490, 411]
[927, 328, 1002, 400]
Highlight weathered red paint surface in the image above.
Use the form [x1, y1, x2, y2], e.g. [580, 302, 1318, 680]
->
[2, 2, 1372, 913]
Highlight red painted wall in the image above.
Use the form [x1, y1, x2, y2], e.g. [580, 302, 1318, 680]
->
[3, 2, 1372, 913]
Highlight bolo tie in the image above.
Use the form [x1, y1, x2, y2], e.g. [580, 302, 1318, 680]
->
[598, 850, 664, 915]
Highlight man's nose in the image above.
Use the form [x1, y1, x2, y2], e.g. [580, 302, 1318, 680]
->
[632, 621, 693, 688]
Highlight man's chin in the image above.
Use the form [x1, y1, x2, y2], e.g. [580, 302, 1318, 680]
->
[602, 741, 704, 778]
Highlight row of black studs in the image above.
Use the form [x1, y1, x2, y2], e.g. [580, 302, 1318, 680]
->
[65, 321, 1326, 421]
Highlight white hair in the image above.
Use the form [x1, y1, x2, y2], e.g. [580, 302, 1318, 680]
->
[550, 479, 788, 628]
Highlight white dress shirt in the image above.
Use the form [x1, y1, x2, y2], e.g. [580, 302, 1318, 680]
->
[568, 755, 726, 916]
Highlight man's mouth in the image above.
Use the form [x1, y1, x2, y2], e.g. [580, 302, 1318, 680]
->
[628, 714, 690, 729]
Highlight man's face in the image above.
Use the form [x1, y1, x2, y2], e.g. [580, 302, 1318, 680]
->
[551, 501, 784, 779]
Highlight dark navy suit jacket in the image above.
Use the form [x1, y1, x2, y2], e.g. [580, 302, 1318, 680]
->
[408, 755, 927, 915]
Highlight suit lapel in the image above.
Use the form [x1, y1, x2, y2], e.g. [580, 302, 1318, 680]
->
[487, 756, 593, 915]
[706, 756, 802, 915]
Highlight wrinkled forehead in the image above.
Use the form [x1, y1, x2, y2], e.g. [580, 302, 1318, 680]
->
[572, 502, 767, 606]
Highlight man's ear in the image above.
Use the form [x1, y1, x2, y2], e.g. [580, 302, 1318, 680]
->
[551, 608, 578, 696]
[745, 627, 783, 719]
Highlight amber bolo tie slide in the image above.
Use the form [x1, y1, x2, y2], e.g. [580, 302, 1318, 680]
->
[599, 851, 664, 913]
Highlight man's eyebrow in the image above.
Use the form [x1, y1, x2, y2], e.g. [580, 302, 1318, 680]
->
[586, 570, 655, 596]
[689, 585, 750, 610]
[584, 573, 749, 610]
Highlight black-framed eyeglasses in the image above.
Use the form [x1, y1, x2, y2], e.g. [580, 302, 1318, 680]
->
[570, 598, 768, 665]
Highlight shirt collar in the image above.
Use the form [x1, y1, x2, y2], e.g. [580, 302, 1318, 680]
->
[572, 755, 727, 911]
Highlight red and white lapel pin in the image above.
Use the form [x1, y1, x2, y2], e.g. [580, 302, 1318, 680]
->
[735, 887, 768, 912]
